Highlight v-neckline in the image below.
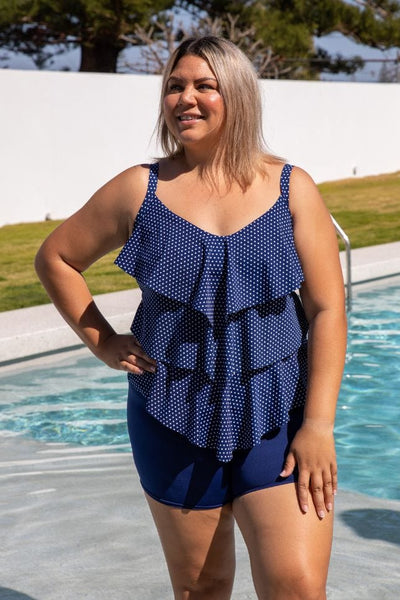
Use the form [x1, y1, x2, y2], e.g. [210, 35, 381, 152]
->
[153, 192, 283, 240]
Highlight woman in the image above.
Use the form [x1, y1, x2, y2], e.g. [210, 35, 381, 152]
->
[35, 36, 347, 599]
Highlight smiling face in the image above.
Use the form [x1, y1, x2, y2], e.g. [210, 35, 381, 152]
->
[163, 54, 225, 152]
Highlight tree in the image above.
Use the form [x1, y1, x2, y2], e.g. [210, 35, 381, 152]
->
[1, 0, 399, 77]
[121, 2, 365, 79]
[175, 0, 400, 79]
[124, 12, 296, 77]
[0, 0, 175, 72]
[342, 0, 400, 48]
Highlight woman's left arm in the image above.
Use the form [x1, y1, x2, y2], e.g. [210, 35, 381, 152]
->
[279, 167, 347, 519]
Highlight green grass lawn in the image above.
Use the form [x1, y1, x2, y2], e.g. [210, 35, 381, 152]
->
[1, 170, 399, 312]
[0, 221, 137, 312]
[319, 171, 400, 248]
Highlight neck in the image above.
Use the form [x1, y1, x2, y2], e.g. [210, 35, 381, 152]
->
[176, 149, 233, 196]
[182, 142, 220, 172]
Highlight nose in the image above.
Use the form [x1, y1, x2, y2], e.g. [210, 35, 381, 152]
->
[178, 84, 196, 106]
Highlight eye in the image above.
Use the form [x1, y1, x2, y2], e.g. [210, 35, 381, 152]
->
[167, 83, 183, 93]
[198, 83, 216, 91]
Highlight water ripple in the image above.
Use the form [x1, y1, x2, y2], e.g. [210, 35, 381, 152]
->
[336, 281, 400, 500]
[0, 356, 131, 450]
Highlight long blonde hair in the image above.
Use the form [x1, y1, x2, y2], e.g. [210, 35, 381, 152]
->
[157, 36, 280, 190]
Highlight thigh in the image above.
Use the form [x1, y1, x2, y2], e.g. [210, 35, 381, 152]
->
[233, 484, 333, 599]
[146, 494, 236, 599]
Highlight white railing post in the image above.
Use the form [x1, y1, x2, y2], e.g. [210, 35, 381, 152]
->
[331, 215, 352, 312]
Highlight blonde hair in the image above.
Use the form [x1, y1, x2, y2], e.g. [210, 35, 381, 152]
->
[157, 36, 279, 190]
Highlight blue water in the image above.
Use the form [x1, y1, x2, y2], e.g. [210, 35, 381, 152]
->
[335, 279, 400, 500]
[1, 279, 399, 500]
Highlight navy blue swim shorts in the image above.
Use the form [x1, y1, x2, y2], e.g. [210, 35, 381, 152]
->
[127, 384, 303, 510]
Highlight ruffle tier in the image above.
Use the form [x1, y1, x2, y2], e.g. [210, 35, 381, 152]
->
[132, 287, 307, 378]
[114, 188, 304, 326]
[128, 342, 308, 462]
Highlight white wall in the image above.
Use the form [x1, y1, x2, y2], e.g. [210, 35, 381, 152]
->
[1, 68, 399, 226]
[262, 79, 400, 183]
[1, 69, 161, 226]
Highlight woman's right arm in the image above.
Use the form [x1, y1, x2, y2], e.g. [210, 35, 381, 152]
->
[35, 165, 156, 374]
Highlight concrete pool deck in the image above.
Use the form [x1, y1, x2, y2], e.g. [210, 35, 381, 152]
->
[1, 240, 400, 598]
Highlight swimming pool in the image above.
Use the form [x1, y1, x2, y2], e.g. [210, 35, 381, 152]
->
[1, 278, 399, 500]
[335, 278, 400, 501]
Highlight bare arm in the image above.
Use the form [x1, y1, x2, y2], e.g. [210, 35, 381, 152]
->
[35, 164, 156, 374]
[280, 167, 347, 518]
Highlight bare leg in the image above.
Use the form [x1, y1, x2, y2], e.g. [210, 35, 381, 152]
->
[233, 483, 333, 600]
[146, 493, 236, 600]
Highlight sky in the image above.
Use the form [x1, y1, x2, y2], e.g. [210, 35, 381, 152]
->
[1, 5, 399, 82]
[316, 32, 399, 82]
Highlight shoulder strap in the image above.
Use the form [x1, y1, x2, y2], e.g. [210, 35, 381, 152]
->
[279, 163, 293, 202]
[133, 162, 159, 221]
[146, 162, 159, 199]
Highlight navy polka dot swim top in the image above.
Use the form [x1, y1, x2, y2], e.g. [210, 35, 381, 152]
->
[115, 162, 309, 462]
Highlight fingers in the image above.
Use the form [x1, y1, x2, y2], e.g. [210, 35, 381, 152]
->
[121, 354, 156, 375]
[297, 473, 310, 515]
[284, 425, 338, 519]
[332, 464, 338, 496]
[120, 343, 157, 375]
[281, 453, 336, 518]
[99, 334, 157, 374]
[297, 466, 337, 519]
[279, 452, 296, 478]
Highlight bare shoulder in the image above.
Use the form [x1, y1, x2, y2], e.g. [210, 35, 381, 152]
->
[39, 163, 153, 263]
[289, 166, 320, 199]
[287, 166, 329, 218]
[288, 166, 344, 316]
[98, 163, 151, 214]
[288, 165, 337, 275]
[80, 163, 151, 236]
[122, 162, 151, 190]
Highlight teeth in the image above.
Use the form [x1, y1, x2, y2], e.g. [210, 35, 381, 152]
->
[179, 115, 203, 121]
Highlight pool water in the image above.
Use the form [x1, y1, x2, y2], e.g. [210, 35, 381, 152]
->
[1, 279, 399, 501]
[0, 359, 130, 450]
[335, 279, 400, 500]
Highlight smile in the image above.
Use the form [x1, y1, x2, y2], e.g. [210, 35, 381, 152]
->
[177, 115, 205, 121]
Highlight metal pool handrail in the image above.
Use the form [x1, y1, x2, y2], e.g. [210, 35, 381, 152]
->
[331, 215, 352, 312]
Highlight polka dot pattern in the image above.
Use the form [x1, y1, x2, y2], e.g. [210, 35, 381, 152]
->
[115, 163, 309, 462]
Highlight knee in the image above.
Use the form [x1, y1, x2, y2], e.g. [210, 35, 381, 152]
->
[267, 570, 327, 600]
[175, 569, 234, 599]
[289, 572, 326, 600]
